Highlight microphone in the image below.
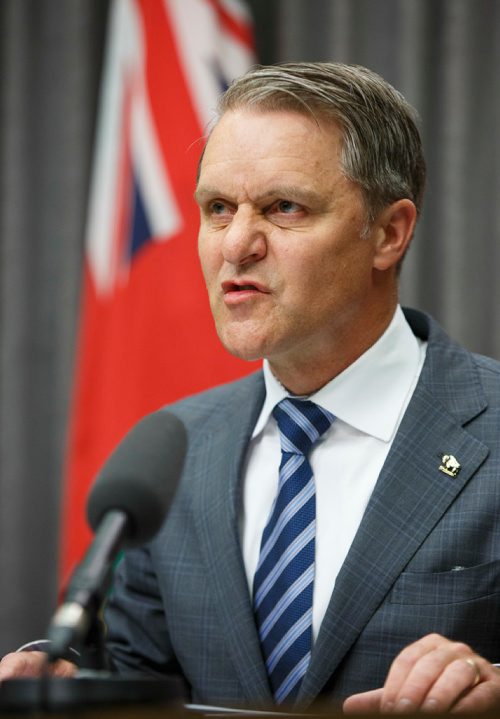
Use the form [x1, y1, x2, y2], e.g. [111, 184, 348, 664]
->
[46, 411, 187, 663]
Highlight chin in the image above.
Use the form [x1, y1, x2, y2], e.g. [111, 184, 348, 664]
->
[215, 320, 279, 362]
[223, 345, 265, 362]
[218, 335, 266, 363]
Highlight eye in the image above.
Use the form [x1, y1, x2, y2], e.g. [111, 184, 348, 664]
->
[266, 199, 306, 223]
[205, 200, 235, 221]
[274, 200, 301, 214]
[202, 199, 236, 228]
[210, 200, 229, 215]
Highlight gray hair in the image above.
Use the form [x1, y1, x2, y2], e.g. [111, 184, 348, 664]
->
[216, 62, 426, 225]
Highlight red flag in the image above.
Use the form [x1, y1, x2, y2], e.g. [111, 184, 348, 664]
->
[61, 0, 256, 582]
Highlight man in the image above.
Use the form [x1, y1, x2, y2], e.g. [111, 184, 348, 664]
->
[2, 62, 500, 713]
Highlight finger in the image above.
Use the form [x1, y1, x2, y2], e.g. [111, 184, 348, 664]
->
[451, 664, 500, 714]
[0, 651, 47, 679]
[381, 639, 478, 713]
[417, 656, 488, 713]
[0, 652, 76, 680]
[49, 658, 77, 678]
[380, 634, 445, 712]
[343, 688, 384, 714]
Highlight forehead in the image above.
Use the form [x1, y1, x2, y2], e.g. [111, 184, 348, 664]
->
[199, 109, 344, 184]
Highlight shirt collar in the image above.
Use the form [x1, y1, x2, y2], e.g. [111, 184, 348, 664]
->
[252, 306, 426, 442]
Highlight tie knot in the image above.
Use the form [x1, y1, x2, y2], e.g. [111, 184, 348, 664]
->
[272, 398, 334, 457]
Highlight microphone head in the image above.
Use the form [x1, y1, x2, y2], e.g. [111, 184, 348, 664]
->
[86, 411, 187, 546]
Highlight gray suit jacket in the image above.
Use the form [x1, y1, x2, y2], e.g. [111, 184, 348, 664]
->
[104, 309, 500, 708]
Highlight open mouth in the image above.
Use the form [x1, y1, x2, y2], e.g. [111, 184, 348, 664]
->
[231, 284, 257, 292]
[222, 281, 263, 294]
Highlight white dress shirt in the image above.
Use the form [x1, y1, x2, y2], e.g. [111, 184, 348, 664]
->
[240, 306, 427, 641]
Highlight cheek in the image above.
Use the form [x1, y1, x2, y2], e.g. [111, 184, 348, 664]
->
[198, 236, 218, 285]
[288, 242, 368, 312]
[281, 263, 327, 317]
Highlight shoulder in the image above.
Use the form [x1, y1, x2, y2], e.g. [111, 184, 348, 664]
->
[162, 370, 265, 428]
[404, 307, 500, 408]
[467, 353, 500, 401]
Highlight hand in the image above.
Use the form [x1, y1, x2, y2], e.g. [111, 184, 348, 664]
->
[0, 651, 77, 680]
[343, 633, 500, 714]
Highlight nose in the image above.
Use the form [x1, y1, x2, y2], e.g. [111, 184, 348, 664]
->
[221, 208, 267, 266]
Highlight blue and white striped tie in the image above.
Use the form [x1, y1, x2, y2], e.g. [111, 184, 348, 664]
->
[253, 398, 335, 704]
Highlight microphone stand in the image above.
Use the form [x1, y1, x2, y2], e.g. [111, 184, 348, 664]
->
[47, 510, 128, 663]
[0, 410, 188, 712]
[0, 518, 186, 712]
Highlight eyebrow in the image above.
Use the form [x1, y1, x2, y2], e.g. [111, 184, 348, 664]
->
[194, 185, 320, 207]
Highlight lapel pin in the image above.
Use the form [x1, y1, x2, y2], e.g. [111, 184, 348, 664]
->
[439, 454, 461, 478]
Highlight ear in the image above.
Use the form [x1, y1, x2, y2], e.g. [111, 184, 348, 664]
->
[372, 199, 417, 271]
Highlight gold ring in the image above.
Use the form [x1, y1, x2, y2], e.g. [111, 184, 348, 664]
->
[465, 658, 481, 687]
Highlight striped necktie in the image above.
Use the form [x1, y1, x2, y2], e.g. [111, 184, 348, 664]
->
[253, 398, 335, 704]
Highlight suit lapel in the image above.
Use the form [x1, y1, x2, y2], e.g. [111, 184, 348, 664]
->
[299, 391, 488, 702]
[191, 373, 273, 705]
[298, 311, 490, 703]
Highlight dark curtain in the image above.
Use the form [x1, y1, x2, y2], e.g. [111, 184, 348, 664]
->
[0, 0, 498, 655]
[0, 0, 109, 653]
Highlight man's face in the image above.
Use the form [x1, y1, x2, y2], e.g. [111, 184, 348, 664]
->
[196, 109, 389, 384]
